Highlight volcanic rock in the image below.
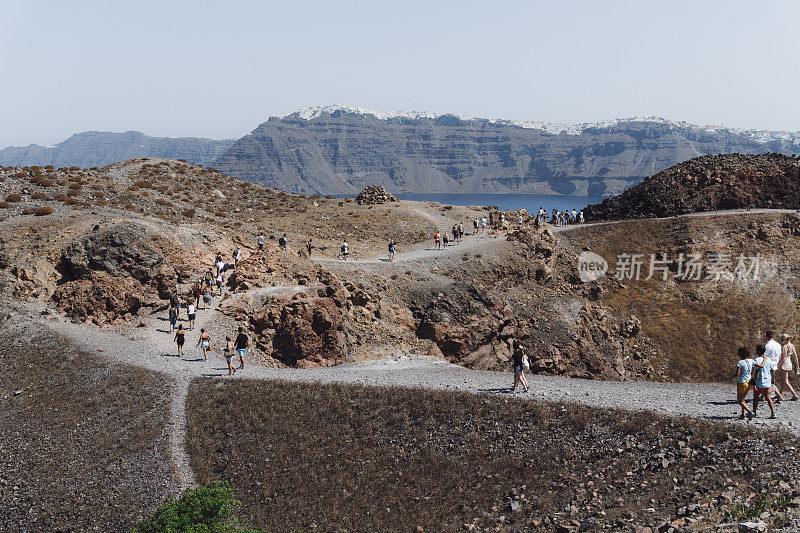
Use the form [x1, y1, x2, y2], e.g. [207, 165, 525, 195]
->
[355, 185, 396, 205]
[584, 153, 800, 221]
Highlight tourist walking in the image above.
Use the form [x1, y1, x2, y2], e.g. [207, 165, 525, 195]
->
[434, 231, 441, 250]
[777, 334, 799, 401]
[279, 233, 287, 250]
[232, 247, 241, 269]
[201, 285, 211, 310]
[735, 347, 754, 419]
[169, 290, 180, 313]
[306, 238, 313, 257]
[192, 281, 201, 308]
[257, 234, 264, 251]
[174, 323, 186, 357]
[764, 331, 783, 403]
[186, 300, 196, 330]
[224, 336, 236, 375]
[388, 240, 396, 261]
[168, 305, 178, 333]
[215, 271, 224, 295]
[340, 240, 349, 261]
[235, 326, 248, 370]
[752, 347, 777, 418]
[511, 341, 529, 392]
[196, 328, 211, 361]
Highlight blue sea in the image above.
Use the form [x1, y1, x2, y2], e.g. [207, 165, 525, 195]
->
[395, 193, 605, 213]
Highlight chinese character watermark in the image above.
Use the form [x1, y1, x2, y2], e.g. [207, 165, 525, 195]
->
[577, 251, 762, 282]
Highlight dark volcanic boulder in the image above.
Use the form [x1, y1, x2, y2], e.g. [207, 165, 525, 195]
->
[583, 153, 800, 221]
[53, 222, 173, 321]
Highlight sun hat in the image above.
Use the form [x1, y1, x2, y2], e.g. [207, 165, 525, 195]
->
[781, 333, 791, 340]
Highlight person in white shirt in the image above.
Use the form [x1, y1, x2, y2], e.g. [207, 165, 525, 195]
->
[257, 234, 264, 251]
[763, 331, 783, 403]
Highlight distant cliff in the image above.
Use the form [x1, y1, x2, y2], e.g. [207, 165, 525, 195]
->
[0, 131, 234, 168]
[213, 106, 800, 196]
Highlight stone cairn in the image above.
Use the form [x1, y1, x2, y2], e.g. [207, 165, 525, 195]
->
[356, 185, 397, 205]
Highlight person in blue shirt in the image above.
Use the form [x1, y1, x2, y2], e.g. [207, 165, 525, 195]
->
[735, 347, 754, 420]
[752, 345, 777, 419]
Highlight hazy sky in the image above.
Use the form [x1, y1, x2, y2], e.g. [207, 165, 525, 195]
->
[2, 0, 798, 147]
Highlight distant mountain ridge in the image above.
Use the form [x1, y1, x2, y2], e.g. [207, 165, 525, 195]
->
[3, 107, 799, 196]
[212, 105, 800, 196]
[288, 105, 800, 144]
[0, 131, 234, 168]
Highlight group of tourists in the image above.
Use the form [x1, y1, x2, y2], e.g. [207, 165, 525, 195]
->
[169, 300, 249, 376]
[735, 331, 799, 419]
[434, 223, 467, 249]
[165, 247, 251, 376]
[536, 207, 583, 226]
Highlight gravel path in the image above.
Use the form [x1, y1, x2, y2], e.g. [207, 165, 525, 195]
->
[45, 300, 800, 436]
[32, 209, 800, 490]
[312, 231, 505, 265]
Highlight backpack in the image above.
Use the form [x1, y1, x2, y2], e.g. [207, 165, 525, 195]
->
[749, 360, 762, 387]
[170, 294, 179, 306]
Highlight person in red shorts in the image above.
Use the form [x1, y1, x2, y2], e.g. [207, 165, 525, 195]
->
[752, 345, 777, 419]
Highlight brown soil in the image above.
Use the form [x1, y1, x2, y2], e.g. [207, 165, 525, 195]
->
[562, 213, 800, 382]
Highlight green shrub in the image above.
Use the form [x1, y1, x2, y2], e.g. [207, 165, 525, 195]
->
[133, 481, 264, 533]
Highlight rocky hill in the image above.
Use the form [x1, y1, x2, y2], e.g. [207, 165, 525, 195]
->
[0, 131, 234, 168]
[212, 105, 800, 195]
[583, 153, 800, 221]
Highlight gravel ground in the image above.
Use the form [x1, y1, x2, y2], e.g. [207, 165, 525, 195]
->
[0, 319, 174, 532]
[40, 299, 800, 434]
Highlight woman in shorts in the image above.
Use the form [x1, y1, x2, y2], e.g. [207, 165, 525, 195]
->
[735, 347, 754, 419]
[202, 288, 211, 310]
[196, 328, 211, 360]
[169, 306, 178, 333]
[174, 323, 186, 357]
[186, 300, 196, 330]
[511, 340, 529, 392]
[224, 335, 236, 375]
[777, 334, 799, 401]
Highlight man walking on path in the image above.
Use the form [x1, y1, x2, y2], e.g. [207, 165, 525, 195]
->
[279, 234, 287, 250]
[764, 331, 783, 403]
[257, 234, 264, 251]
[434, 232, 441, 250]
[235, 326, 248, 370]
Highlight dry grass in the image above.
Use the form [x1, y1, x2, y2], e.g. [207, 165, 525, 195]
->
[186, 379, 790, 532]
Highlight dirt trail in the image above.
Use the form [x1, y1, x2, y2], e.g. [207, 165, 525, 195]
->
[312, 231, 505, 265]
[31, 208, 800, 491]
